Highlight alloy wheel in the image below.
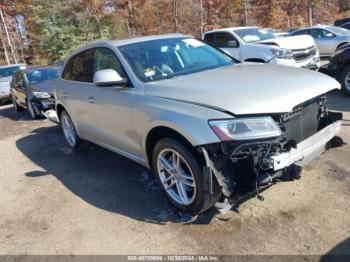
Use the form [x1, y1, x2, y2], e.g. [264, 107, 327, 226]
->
[157, 148, 196, 206]
[62, 114, 77, 147]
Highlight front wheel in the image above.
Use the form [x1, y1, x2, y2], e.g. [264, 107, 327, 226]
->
[152, 138, 221, 215]
[339, 65, 350, 96]
[27, 99, 39, 119]
[60, 110, 81, 149]
[12, 95, 22, 112]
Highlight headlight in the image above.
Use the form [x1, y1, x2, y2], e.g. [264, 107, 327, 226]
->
[271, 47, 294, 59]
[32, 91, 51, 99]
[209, 117, 282, 141]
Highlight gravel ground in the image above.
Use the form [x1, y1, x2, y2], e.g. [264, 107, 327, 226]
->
[0, 91, 349, 255]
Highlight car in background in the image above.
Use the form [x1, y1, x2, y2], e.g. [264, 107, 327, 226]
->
[53, 34, 341, 215]
[334, 17, 350, 30]
[291, 25, 350, 57]
[0, 64, 26, 102]
[10, 66, 61, 119]
[203, 27, 320, 70]
[326, 43, 350, 96]
[265, 28, 290, 37]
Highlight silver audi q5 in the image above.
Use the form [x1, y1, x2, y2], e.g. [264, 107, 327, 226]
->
[53, 34, 342, 215]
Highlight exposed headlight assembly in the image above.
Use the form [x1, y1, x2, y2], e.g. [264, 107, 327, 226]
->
[209, 117, 282, 141]
[271, 47, 294, 59]
[32, 91, 51, 99]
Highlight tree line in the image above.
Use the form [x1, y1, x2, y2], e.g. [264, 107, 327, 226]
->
[0, 0, 349, 65]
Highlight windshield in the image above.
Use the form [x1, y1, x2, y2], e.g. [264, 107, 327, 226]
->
[328, 26, 350, 35]
[118, 37, 235, 82]
[0, 66, 23, 78]
[26, 68, 60, 85]
[234, 28, 276, 43]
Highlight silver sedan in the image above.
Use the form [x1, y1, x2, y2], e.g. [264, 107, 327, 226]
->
[53, 34, 342, 215]
[291, 25, 350, 57]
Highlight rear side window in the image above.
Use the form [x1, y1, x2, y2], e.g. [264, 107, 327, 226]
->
[93, 47, 126, 78]
[204, 33, 215, 44]
[71, 49, 94, 82]
[214, 32, 236, 48]
[292, 29, 309, 36]
[62, 58, 73, 80]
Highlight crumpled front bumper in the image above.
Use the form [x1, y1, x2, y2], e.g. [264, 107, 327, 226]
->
[272, 120, 342, 171]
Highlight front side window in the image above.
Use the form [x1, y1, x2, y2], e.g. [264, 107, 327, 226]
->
[26, 68, 61, 86]
[71, 49, 94, 82]
[234, 28, 276, 43]
[310, 29, 334, 38]
[118, 37, 234, 82]
[93, 47, 126, 78]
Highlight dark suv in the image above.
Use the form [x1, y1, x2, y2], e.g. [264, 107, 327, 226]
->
[334, 17, 350, 30]
[327, 43, 350, 96]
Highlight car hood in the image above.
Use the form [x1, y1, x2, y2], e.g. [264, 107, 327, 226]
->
[28, 80, 56, 94]
[144, 64, 340, 115]
[257, 35, 315, 49]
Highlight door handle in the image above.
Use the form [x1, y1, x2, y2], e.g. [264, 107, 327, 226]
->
[88, 96, 95, 103]
[62, 91, 68, 98]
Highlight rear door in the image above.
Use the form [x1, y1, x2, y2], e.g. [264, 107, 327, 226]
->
[310, 29, 336, 56]
[61, 49, 96, 139]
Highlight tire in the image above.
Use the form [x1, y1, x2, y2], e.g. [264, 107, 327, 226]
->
[339, 65, 350, 97]
[60, 110, 81, 149]
[152, 138, 221, 215]
[11, 95, 22, 112]
[27, 99, 39, 119]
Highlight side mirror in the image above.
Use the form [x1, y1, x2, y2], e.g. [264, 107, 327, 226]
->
[227, 40, 239, 48]
[93, 69, 127, 87]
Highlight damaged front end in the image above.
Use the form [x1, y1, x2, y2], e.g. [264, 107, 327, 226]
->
[199, 95, 342, 213]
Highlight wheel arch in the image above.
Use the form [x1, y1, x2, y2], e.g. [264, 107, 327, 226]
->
[337, 42, 349, 50]
[145, 126, 204, 168]
[56, 103, 66, 118]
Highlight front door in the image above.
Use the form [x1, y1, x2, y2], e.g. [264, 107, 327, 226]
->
[87, 47, 137, 155]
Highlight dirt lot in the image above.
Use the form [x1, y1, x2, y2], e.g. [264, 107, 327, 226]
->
[0, 91, 349, 255]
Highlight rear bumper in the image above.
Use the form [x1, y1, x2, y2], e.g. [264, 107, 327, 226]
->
[272, 120, 342, 171]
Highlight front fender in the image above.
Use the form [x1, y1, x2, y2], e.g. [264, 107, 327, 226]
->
[133, 95, 232, 157]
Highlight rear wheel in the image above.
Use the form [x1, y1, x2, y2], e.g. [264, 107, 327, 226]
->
[339, 65, 350, 96]
[60, 110, 81, 149]
[152, 138, 221, 215]
[11, 95, 22, 112]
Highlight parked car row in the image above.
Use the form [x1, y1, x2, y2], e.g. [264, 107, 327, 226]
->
[1, 26, 348, 216]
